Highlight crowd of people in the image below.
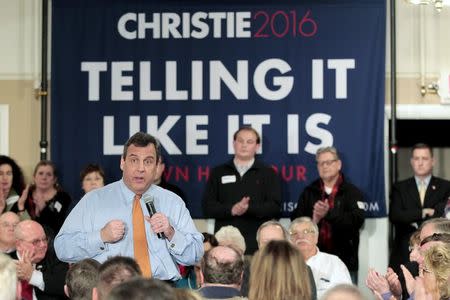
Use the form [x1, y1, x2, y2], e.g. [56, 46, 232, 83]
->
[0, 128, 449, 300]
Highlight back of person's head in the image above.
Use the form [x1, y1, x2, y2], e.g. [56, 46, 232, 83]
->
[320, 284, 365, 300]
[201, 245, 244, 286]
[95, 256, 142, 300]
[0, 253, 18, 300]
[249, 240, 311, 300]
[65, 258, 101, 299]
[107, 278, 175, 300]
[420, 218, 450, 234]
[215, 225, 246, 255]
[174, 288, 204, 300]
[202, 232, 219, 247]
[423, 243, 450, 299]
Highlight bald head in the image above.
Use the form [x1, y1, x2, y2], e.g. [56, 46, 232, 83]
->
[201, 245, 244, 286]
[14, 220, 48, 263]
[0, 212, 20, 251]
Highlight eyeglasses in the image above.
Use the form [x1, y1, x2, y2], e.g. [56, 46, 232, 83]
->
[1, 222, 19, 229]
[420, 233, 450, 247]
[408, 245, 419, 252]
[290, 229, 316, 237]
[317, 159, 337, 167]
[21, 237, 48, 246]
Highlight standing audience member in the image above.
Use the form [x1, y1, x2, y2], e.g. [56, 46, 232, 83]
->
[249, 240, 311, 300]
[154, 155, 186, 202]
[80, 164, 105, 194]
[291, 147, 365, 283]
[256, 220, 317, 300]
[0, 212, 20, 255]
[203, 126, 281, 254]
[55, 132, 203, 281]
[198, 245, 245, 299]
[0, 155, 30, 220]
[14, 220, 68, 300]
[23, 161, 72, 234]
[64, 258, 101, 300]
[0, 252, 21, 300]
[107, 278, 175, 300]
[290, 217, 351, 299]
[93, 256, 142, 300]
[389, 143, 450, 272]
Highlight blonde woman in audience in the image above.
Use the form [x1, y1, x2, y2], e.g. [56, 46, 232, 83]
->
[249, 240, 311, 300]
[422, 243, 450, 300]
[0, 253, 20, 300]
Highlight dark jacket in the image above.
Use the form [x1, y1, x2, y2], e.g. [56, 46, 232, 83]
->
[202, 160, 281, 254]
[12, 250, 69, 300]
[291, 177, 365, 271]
[389, 176, 450, 271]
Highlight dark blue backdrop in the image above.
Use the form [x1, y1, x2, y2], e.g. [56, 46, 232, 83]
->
[51, 0, 386, 218]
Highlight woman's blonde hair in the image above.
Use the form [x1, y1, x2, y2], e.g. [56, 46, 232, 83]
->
[248, 240, 311, 300]
[424, 243, 450, 300]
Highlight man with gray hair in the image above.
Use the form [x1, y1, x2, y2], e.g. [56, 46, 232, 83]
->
[198, 245, 245, 299]
[290, 217, 352, 299]
[256, 220, 289, 249]
[291, 146, 365, 283]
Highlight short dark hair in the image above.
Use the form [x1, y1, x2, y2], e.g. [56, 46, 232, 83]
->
[65, 258, 101, 300]
[107, 278, 175, 300]
[233, 126, 261, 144]
[202, 232, 218, 247]
[201, 245, 244, 285]
[80, 164, 105, 182]
[0, 155, 25, 196]
[97, 256, 142, 299]
[411, 143, 433, 157]
[122, 132, 161, 162]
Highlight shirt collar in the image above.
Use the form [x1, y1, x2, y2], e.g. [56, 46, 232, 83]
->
[414, 175, 431, 187]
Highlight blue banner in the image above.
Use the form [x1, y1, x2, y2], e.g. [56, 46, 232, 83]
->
[51, 0, 386, 218]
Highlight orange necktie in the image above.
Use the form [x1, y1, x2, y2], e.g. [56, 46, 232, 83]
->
[132, 194, 152, 277]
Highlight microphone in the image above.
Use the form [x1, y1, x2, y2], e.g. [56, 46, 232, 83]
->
[143, 195, 166, 239]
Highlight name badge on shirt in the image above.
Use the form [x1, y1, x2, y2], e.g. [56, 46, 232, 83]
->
[54, 201, 62, 212]
[221, 175, 236, 184]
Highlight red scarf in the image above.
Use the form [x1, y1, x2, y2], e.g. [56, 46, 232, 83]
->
[318, 174, 343, 252]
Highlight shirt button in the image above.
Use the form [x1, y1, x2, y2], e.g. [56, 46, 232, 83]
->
[170, 243, 175, 248]
[100, 247, 105, 250]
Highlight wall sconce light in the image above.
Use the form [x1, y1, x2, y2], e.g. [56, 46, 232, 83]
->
[405, 0, 450, 12]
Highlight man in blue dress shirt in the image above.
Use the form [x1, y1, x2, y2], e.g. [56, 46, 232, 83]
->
[54, 132, 204, 281]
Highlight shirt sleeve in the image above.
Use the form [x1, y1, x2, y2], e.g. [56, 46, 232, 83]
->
[29, 270, 45, 291]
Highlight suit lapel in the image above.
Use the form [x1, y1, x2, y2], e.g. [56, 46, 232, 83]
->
[424, 176, 438, 207]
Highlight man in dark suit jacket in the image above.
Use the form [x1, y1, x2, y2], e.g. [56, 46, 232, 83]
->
[389, 143, 450, 272]
[13, 220, 68, 300]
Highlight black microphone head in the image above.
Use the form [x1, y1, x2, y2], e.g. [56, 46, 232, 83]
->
[142, 194, 154, 205]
